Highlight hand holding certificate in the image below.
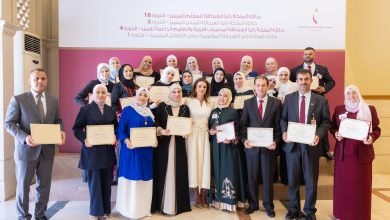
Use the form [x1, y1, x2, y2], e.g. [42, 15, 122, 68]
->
[339, 118, 370, 141]
[310, 76, 319, 90]
[216, 122, 235, 143]
[31, 124, 62, 144]
[286, 122, 316, 145]
[130, 127, 157, 148]
[247, 127, 273, 147]
[166, 116, 192, 136]
[86, 125, 116, 146]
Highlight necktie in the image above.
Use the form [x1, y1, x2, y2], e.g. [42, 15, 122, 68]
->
[307, 65, 312, 74]
[299, 96, 306, 123]
[37, 94, 45, 122]
[258, 100, 264, 121]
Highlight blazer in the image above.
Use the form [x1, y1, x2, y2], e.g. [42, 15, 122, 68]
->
[330, 105, 381, 164]
[4, 92, 64, 161]
[240, 95, 282, 154]
[290, 63, 335, 94]
[72, 102, 117, 170]
[280, 91, 331, 152]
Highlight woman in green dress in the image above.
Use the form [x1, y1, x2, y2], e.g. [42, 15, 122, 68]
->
[208, 88, 246, 211]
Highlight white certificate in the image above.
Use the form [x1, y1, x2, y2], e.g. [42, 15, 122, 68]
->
[310, 76, 319, 90]
[287, 122, 316, 144]
[233, 95, 254, 109]
[209, 96, 219, 108]
[86, 124, 115, 145]
[30, 124, 62, 144]
[245, 78, 255, 89]
[149, 86, 169, 103]
[247, 127, 273, 147]
[130, 127, 157, 148]
[339, 118, 370, 141]
[192, 74, 202, 84]
[216, 122, 235, 143]
[206, 76, 212, 84]
[166, 116, 192, 136]
[88, 93, 111, 106]
[135, 76, 155, 88]
[119, 97, 136, 109]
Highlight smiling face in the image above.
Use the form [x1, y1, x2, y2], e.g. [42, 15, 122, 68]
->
[212, 59, 223, 70]
[278, 70, 289, 83]
[123, 65, 134, 80]
[187, 58, 198, 71]
[241, 58, 252, 71]
[99, 67, 110, 81]
[142, 57, 152, 70]
[170, 88, 182, 102]
[195, 81, 208, 97]
[234, 74, 244, 88]
[136, 90, 149, 105]
[29, 70, 47, 94]
[110, 58, 120, 70]
[166, 71, 175, 82]
[265, 57, 278, 73]
[218, 91, 229, 106]
[93, 86, 107, 105]
[346, 89, 359, 103]
[214, 70, 224, 83]
[182, 72, 193, 85]
[167, 57, 177, 67]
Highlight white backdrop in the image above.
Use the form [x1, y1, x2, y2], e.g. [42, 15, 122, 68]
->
[59, 0, 345, 49]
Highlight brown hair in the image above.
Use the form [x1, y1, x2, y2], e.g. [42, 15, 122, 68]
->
[191, 78, 210, 104]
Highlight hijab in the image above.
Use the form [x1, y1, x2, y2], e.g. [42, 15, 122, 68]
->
[234, 71, 252, 93]
[118, 64, 137, 89]
[266, 75, 277, 97]
[186, 56, 202, 76]
[165, 83, 183, 108]
[181, 70, 193, 92]
[211, 67, 227, 96]
[129, 87, 155, 121]
[135, 56, 154, 76]
[97, 63, 110, 84]
[344, 85, 372, 127]
[277, 67, 298, 98]
[217, 88, 233, 109]
[239, 55, 254, 76]
[166, 54, 178, 68]
[92, 84, 108, 108]
[160, 66, 178, 85]
[212, 57, 224, 72]
[109, 57, 120, 83]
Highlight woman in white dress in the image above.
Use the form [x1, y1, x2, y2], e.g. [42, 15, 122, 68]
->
[186, 78, 213, 207]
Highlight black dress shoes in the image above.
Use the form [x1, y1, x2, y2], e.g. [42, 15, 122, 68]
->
[305, 214, 317, 220]
[266, 209, 276, 217]
[35, 216, 48, 220]
[325, 152, 334, 160]
[285, 210, 299, 219]
[244, 207, 259, 214]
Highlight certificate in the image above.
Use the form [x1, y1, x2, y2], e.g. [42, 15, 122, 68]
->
[135, 76, 155, 88]
[86, 124, 115, 145]
[216, 122, 235, 143]
[247, 127, 273, 147]
[119, 97, 136, 109]
[192, 74, 202, 84]
[339, 118, 370, 141]
[209, 96, 219, 108]
[245, 78, 255, 89]
[287, 122, 316, 144]
[88, 93, 111, 106]
[30, 124, 62, 144]
[130, 127, 157, 148]
[206, 76, 212, 84]
[149, 86, 169, 102]
[310, 76, 319, 90]
[233, 95, 253, 109]
[166, 116, 192, 136]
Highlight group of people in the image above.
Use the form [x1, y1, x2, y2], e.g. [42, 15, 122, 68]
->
[3, 46, 380, 220]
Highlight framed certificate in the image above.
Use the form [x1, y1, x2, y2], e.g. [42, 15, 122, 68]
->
[233, 95, 253, 109]
[310, 76, 319, 90]
[287, 122, 316, 144]
[149, 86, 169, 103]
[130, 127, 157, 148]
[166, 116, 192, 136]
[119, 97, 136, 109]
[30, 124, 62, 144]
[135, 76, 155, 88]
[247, 127, 273, 147]
[88, 93, 112, 106]
[86, 124, 115, 145]
[216, 122, 235, 143]
[339, 118, 370, 141]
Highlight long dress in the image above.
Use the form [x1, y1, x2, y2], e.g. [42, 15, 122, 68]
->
[209, 107, 246, 211]
[151, 103, 191, 215]
[331, 105, 381, 220]
[186, 97, 213, 189]
[115, 106, 154, 219]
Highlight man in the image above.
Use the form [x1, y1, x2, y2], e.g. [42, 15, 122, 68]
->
[281, 69, 330, 220]
[4, 68, 66, 220]
[290, 47, 335, 159]
[240, 76, 281, 217]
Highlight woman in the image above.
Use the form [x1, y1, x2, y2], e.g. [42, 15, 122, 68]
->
[233, 72, 254, 97]
[151, 84, 192, 215]
[239, 55, 258, 79]
[164, 54, 181, 82]
[186, 56, 206, 83]
[109, 57, 121, 83]
[186, 78, 213, 207]
[277, 67, 298, 103]
[210, 67, 234, 97]
[212, 58, 224, 73]
[115, 87, 157, 219]
[111, 64, 139, 112]
[266, 75, 278, 98]
[180, 70, 193, 97]
[72, 84, 117, 220]
[151, 66, 177, 87]
[74, 63, 115, 107]
[331, 85, 381, 220]
[134, 55, 160, 83]
[208, 88, 246, 211]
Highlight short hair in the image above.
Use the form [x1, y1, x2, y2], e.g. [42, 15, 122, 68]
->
[304, 47, 316, 52]
[296, 69, 312, 78]
[30, 68, 46, 74]
[254, 75, 269, 86]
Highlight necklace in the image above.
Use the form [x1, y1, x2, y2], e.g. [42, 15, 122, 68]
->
[144, 116, 147, 125]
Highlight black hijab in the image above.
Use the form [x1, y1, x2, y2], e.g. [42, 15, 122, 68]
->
[211, 67, 228, 96]
[118, 64, 137, 89]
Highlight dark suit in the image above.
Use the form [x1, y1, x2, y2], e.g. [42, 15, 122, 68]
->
[4, 92, 63, 220]
[240, 96, 281, 211]
[72, 102, 117, 216]
[280, 91, 330, 215]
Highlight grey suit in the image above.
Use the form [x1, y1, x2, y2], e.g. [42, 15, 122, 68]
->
[280, 91, 330, 215]
[4, 92, 63, 220]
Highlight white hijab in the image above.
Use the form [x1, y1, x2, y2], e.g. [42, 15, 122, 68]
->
[160, 66, 178, 85]
[165, 83, 183, 108]
[239, 55, 253, 76]
[130, 87, 155, 121]
[186, 56, 202, 76]
[234, 72, 253, 93]
[344, 85, 372, 130]
[277, 67, 298, 98]
[217, 88, 233, 109]
[166, 54, 178, 68]
[97, 63, 110, 84]
[212, 58, 224, 72]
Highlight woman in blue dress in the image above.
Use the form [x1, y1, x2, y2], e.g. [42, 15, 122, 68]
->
[116, 87, 157, 219]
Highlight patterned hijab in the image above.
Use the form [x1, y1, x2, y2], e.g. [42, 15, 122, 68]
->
[130, 87, 155, 121]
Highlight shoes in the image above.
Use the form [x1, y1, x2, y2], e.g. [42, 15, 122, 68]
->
[111, 180, 118, 185]
[34, 217, 48, 220]
[325, 152, 334, 160]
[266, 209, 276, 218]
[244, 207, 259, 214]
[285, 210, 299, 219]
[305, 214, 317, 220]
[89, 216, 98, 220]
[104, 214, 111, 219]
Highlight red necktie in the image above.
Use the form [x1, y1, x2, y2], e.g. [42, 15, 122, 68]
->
[258, 100, 264, 121]
[299, 96, 306, 123]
